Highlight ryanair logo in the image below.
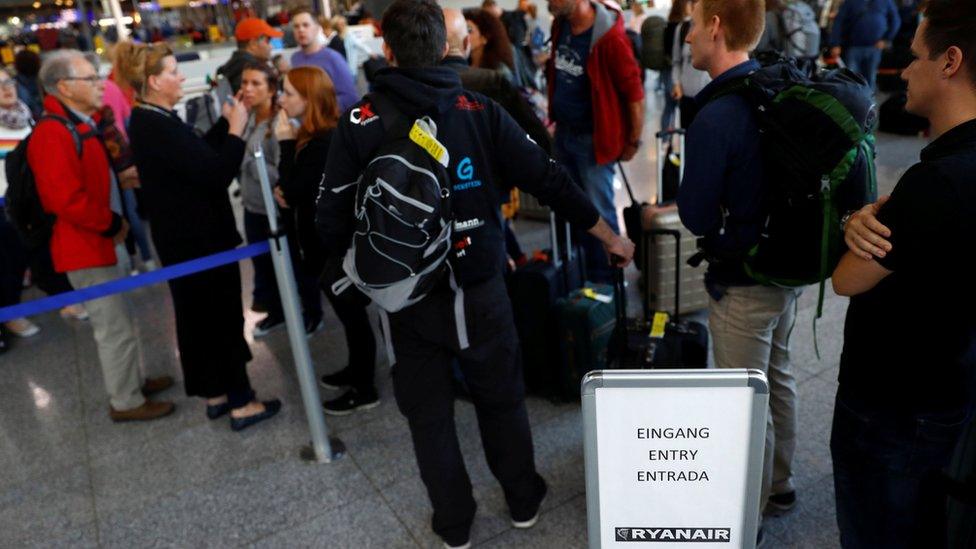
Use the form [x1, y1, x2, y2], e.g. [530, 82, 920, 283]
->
[614, 527, 732, 543]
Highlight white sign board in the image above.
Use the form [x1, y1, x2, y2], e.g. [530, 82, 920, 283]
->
[582, 369, 769, 549]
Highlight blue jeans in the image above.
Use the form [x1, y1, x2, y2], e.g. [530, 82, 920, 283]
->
[843, 46, 883, 91]
[553, 130, 617, 284]
[123, 189, 153, 262]
[830, 393, 968, 548]
[660, 69, 678, 130]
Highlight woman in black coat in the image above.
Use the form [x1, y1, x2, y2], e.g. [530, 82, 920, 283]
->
[128, 45, 280, 431]
[273, 66, 378, 416]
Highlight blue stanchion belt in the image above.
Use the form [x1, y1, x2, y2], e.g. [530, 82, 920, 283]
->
[0, 241, 271, 323]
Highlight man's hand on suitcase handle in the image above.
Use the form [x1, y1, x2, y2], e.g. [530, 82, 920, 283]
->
[589, 218, 635, 267]
[844, 195, 893, 261]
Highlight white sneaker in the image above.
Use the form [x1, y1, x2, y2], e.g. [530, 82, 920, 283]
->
[512, 512, 540, 529]
[60, 305, 90, 321]
[143, 259, 158, 272]
[5, 318, 40, 338]
[443, 542, 470, 549]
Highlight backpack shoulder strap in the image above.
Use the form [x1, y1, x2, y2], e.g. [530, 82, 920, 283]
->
[37, 113, 91, 157]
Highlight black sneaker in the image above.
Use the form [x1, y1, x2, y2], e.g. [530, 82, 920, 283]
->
[319, 368, 353, 390]
[765, 491, 797, 515]
[322, 389, 380, 416]
[304, 314, 324, 336]
[253, 312, 285, 338]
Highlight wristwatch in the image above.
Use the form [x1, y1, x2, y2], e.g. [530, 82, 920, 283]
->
[840, 211, 855, 232]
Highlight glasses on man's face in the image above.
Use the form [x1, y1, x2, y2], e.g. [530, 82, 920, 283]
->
[0, 79, 15, 89]
[63, 75, 104, 84]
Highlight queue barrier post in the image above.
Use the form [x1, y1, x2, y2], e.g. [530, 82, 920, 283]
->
[253, 144, 343, 463]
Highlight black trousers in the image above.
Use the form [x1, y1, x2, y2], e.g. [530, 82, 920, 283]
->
[321, 255, 376, 394]
[388, 274, 547, 546]
[167, 262, 254, 408]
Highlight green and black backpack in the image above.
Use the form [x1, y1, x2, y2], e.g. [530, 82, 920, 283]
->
[705, 59, 878, 324]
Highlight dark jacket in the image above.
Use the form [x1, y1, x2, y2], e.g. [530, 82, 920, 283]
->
[677, 60, 764, 292]
[278, 133, 332, 273]
[316, 67, 600, 288]
[829, 0, 902, 48]
[441, 55, 551, 154]
[128, 104, 245, 264]
[217, 49, 260, 93]
[14, 74, 42, 120]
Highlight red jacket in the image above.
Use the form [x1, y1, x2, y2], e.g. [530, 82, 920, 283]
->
[29, 96, 122, 273]
[547, 0, 644, 165]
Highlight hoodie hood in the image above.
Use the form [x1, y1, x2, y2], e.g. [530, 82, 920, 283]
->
[372, 66, 465, 117]
[590, 0, 622, 49]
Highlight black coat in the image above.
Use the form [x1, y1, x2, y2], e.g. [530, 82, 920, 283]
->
[129, 105, 244, 265]
[128, 104, 252, 383]
[278, 132, 333, 276]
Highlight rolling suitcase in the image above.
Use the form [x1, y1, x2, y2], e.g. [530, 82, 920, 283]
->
[609, 229, 708, 369]
[641, 129, 709, 315]
[516, 190, 551, 221]
[508, 213, 585, 396]
[553, 283, 616, 401]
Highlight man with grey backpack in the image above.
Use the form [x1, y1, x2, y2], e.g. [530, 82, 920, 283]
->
[316, 1, 634, 547]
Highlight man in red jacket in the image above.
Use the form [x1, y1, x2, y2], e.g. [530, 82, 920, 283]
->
[30, 50, 174, 422]
[546, 0, 644, 283]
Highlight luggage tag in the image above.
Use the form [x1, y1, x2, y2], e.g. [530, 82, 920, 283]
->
[409, 117, 450, 168]
[650, 312, 669, 338]
[581, 287, 612, 304]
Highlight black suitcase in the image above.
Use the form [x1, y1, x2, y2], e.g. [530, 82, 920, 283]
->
[608, 228, 708, 369]
[509, 213, 585, 395]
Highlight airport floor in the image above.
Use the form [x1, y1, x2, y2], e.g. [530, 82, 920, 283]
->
[0, 88, 926, 548]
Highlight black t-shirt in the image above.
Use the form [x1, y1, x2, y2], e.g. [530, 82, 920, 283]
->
[839, 120, 976, 416]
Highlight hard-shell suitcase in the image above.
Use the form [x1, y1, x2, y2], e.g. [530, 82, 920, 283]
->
[609, 229, 708, 369]
[508, 214, 585, 395]
[641, 129, 709, 315]
[554, 283, 616, 401]
[517, 190, 551, 221]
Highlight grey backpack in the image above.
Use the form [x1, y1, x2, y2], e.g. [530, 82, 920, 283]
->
[779, 0, 822, 59]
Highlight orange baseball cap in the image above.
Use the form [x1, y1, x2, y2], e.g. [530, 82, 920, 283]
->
[235, 18, 284, 41]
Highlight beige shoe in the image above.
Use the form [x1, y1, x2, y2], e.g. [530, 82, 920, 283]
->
[109, 400, 176, 422]
[60, 304, 90, 321]
[4, 318, 40, 338]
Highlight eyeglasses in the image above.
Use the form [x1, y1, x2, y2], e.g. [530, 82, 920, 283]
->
[0, 80, 15, 89]
[63, 75, 104, 84]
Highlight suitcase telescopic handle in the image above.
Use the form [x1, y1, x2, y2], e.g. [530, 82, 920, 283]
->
[654, 130, 686, 206]
[646, 228, 682, 319]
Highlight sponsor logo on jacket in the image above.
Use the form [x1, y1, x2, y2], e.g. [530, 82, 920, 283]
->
[453, 218, 484, 232]
[349, 103, 379, 126]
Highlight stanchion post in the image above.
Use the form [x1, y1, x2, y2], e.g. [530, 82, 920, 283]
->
[253, 144, 344, 463]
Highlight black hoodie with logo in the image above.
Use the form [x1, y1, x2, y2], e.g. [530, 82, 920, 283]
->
[316, 67, 601, 288]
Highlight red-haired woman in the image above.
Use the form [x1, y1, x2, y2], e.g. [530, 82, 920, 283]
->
[273, 66, 379, 415]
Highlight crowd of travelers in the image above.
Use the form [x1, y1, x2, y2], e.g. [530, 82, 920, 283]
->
[0, 0, 973, 546]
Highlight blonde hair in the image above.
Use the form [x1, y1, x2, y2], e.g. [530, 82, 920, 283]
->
[110, 41, 147, 96]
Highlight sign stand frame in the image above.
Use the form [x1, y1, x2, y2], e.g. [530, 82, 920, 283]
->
[582, 369, 770, 548]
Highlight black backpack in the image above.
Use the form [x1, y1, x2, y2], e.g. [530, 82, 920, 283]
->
[4, 114, 90, 248]
[330, 93, 454, 315]
[703, 59, 878, 318]
[640, 16, 668, 71]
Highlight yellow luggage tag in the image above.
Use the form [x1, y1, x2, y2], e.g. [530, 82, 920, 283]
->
[581, 287, 612, 304]
[650, 312, 669, 339]
[409, 118, 450, 168]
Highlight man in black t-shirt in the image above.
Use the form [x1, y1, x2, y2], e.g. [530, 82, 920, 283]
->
[831, 1, 976, 545]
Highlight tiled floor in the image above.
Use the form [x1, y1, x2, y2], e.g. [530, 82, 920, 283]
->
[0, 82, 926, 547]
